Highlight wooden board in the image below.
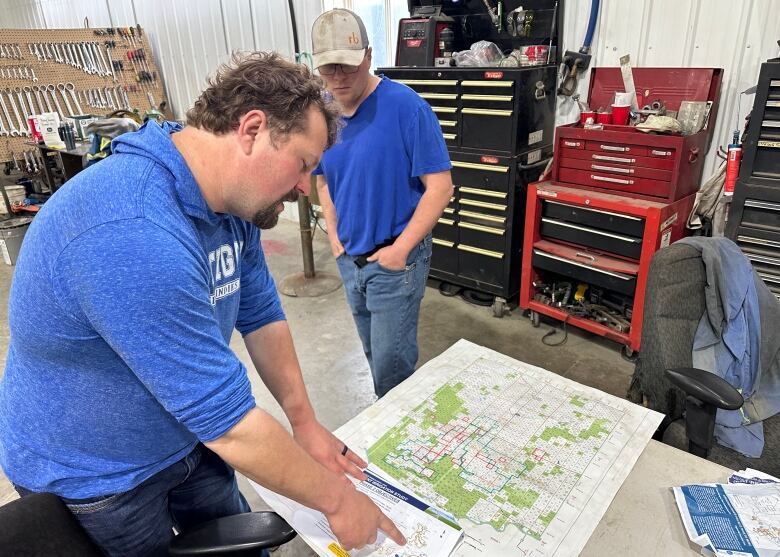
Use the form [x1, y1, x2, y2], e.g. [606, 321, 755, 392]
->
[0, 26, 168, 164]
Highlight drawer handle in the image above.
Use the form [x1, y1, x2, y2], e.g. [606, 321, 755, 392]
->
[599, 144, 630, 152]
[591, 174, 634, 185]
[563, 141, 582, 148]
[575, 252, 596, 261]
[591, 164, 634, 175]
[541, 218, 639, 242]
[459, 186, 507, 199]
[461, 94, 513, 102]
[461, 80, 513, 88]
[758, 272, 780, 285]
[458, 244, 504, 259]
[442, 133, 457, 140]
[460, 199, 507, 211]
[744, 200, 780, 212]
[419, 93, 458, 100]
[397, 79, 458, 86]
[459, 210, 505, 224]
[443, 207, 455, 214]
[457, 221, 504, 235]
[592, 154, 635, 164]
[438, 218, 455, 226]
[432, 238, 455, 247]
[439, 120, 457, 127]
[533, 250, 633, 280]
[452, 161, 509, 173]
[744, 253, 780, 266]
[461, 108, 513, 117]
[738, 235, 780, 249]
[431, 106, 458, 113]
[651, 149, 672, 157]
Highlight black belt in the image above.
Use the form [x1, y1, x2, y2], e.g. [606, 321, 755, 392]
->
[354, 237, 398, 268]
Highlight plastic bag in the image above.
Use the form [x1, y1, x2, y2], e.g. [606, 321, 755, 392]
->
[453, 40, 504, 67]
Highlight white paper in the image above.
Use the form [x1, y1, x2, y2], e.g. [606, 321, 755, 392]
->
[254, 340, 662, 557]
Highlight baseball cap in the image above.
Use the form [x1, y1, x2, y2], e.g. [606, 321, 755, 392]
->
[311, 9, 369, 69]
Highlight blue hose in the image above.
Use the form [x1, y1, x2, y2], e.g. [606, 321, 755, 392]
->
[582, 0, 600, 52]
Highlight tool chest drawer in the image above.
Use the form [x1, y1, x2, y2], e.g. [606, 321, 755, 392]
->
[559, 157, 673, 181]
[539, 217, 643, 260]
[736, 231, 780, 298]
[451, 153, 512, 193]
[542, 199, 645, 237]
[531, 241, 638, 296]
[552, 67, 723, 202]
[558, 147, 676, 170]
[557, 168, 671, 198]
[457, 243, 505, 286]
[431, 238, 458, 276]
[380, 66, 556, 156]
[434, 216, 457, 243]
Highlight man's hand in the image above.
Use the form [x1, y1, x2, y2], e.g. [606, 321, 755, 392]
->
[326, 484, 406, 551]
[293, 419, 367, 481]
[367, 244, 409, 271]
[330, 236, 345, 258]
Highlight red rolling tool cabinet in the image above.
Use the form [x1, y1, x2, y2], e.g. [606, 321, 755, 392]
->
[519, 67, 723, 355]
[520, 183, 695, 356]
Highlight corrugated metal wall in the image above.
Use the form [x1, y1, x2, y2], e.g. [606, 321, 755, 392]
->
[1, 0, 323, 122]
[3, 0, 780, 180]
[562, 0, 780, 177]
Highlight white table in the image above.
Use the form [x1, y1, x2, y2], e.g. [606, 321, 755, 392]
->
[582, 440, 732, 556]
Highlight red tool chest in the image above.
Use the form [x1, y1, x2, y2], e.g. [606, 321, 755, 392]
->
[552, 67, 723, 202]
[520, 183, 696, 355]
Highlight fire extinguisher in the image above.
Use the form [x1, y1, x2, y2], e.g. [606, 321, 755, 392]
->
[724, 130, 742, 196]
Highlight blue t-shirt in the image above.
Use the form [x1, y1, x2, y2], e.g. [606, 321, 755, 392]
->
[314, 76, 451, 255]
[0, 121, 285, 498]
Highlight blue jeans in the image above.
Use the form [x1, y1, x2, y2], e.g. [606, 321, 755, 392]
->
[336, 234, 432, 398]
[15, 444, 251, 557]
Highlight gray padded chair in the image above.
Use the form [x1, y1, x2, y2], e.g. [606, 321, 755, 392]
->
[0, 491, 296, 556]
[628, 242, 780, 475]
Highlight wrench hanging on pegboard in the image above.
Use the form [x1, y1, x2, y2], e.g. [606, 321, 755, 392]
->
[0, 25, 169, 164]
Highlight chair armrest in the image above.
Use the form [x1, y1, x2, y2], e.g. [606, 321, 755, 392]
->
[168, 511, 296, 556]
[665, 368, 743, 410]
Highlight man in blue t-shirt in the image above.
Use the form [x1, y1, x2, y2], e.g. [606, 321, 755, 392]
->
[311, 9, 453, 398]
[0, 53, 404, 556]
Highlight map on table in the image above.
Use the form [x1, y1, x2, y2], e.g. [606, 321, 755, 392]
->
[334, 339, 663, 556]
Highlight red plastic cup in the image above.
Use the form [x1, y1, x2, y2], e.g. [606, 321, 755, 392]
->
[580, 110, 596, 125]
[612, 104, 630, 125]
[596, 111, 612, 125]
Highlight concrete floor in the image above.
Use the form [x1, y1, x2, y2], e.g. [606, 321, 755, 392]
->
[0, 216, 634, 555]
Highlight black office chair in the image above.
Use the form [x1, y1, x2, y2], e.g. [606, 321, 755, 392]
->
[627, 242, 780, 475]
[0, 491, 296, 556]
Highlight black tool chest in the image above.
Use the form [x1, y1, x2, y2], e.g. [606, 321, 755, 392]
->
[379, 66, 557, 313]
[727, 60, 780, 299]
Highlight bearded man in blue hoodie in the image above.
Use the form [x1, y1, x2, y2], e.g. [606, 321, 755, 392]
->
[0, 52, 404, 556]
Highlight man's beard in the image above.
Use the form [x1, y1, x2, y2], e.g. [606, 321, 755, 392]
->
[252, 190, 300, 230]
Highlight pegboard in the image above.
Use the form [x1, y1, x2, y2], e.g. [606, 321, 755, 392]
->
[0, 26, 168, 164]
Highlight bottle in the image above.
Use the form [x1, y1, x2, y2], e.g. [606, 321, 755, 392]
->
[724, 130, 742, 196]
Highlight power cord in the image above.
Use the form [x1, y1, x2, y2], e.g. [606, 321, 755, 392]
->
[541, 316, 569, 346]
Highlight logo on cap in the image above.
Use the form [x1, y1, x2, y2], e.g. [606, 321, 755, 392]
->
[347, 32, 359, 45]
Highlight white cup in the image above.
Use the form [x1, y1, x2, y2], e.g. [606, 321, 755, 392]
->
[614, 91, 633, 107]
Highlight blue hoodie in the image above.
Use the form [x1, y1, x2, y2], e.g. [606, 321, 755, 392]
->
[0, 121, 284, 498]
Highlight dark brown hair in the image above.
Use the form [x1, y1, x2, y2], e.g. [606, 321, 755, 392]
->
[187, 51, 341, 148]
